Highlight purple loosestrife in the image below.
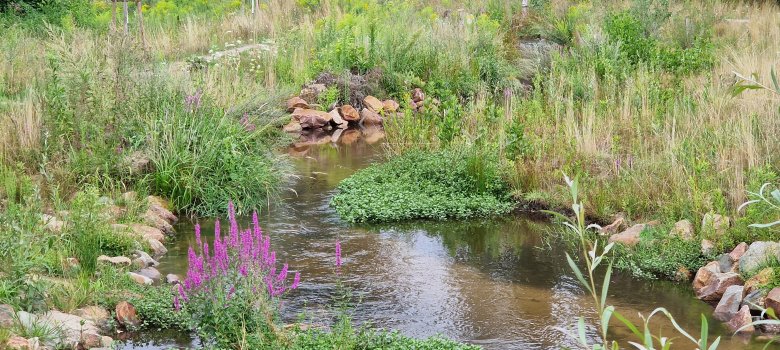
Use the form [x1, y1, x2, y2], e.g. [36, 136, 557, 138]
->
[335, 240, 342, 269]
[176, 202, 301, 314]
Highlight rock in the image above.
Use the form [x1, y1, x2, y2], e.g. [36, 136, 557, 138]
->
[729, 242, 749, 262]
[72, 306, 110, 325]
[132, 250, 158, 268]
[701, 239, 716, 255]
[339, 105, 361, 122]
[383, 99, 399, 113]
[147, 201, 177, 224]
[128, 272, 153, 285]
[742, 289, 767, 311]
[101, 336, 114, 347]
[693, 261, 721, 291]
[766, 287, 780, 315]
[328, 109, 347, 128]
[286, 96, 309, 112]
[40, 214, 65, 233]
[607, 224, 647, 247]
[6, 336, 29, 350]
[124, 151, 151, 176]
[146, 195, 171, 210]
[41, 310, 102, 348]
[0, 304, 14, 327]
[758, 322, 780, 334]
[670, 219, 694, 241]
[702, 212, 730, 236]
[739, 241, 780, 274]
[727, 305, 755, 334]
[744, 267, 773, 296]
[360, 108, 383, 126]
[115, 301, 140, 328]
[147, 238, 167, 256]
[363, 95, 384, 113]
[299, 83, 326, 102]
[412, 88, 425, 103]
[130, 224, 165, 242]
[673, 266, 692, 282]
[137, 267, 162, 283]
[717, 253, 734, 273]
[142, 210, 174, 234]
[15, 311, 35, 330]
[166, 274, 180, 284]
[283, 120, 302, 133]
[599, 216, 625, 236]
[714, 285, 744, 321]
[97, 255, 131, 267]
[696, 271, 742, 301]
[292, 108, 331, 129]
[339, 129, 361, 145]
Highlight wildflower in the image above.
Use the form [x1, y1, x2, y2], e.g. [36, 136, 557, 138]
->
[173, 293, 181, 311]
[291, 272, 301, 290]
[335, 240, 342, 268]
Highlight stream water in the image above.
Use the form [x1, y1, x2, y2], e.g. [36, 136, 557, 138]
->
[121, 131, 775, 350]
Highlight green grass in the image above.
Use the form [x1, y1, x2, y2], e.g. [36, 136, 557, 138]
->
[331, 150, 513, 223]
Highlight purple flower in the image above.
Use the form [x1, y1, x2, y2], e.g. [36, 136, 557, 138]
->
[335, 240, 342, 268]
[195, 223, 202, 249]
[291, 272, 301, 290]
[173, 293, 181, 311]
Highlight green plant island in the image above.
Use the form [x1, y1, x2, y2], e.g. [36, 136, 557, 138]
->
[1, 0, 780, 349]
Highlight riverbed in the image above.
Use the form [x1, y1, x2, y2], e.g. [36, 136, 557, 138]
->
[120, 133, 774, 350]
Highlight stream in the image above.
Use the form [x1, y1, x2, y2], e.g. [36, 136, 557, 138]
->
[120, 132, 775, 350]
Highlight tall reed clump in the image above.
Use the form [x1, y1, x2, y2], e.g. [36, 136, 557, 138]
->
[176, 202, 300, 348]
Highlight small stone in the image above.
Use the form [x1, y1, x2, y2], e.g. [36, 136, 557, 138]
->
[608, 224, 647, 247]
[669, 219, 694, 241]
[363, 96, 384, 113]
[166, 274, 180, 284]
[286, 96, 309, 112]
[101, 336, 114, 347]
[331, 128, 344, 143]
[412, 88, 425, 103]
[714, 285, 744, 321]
[673, 266, 692, 282]
[328, 109, 347, 128]
[115, 301, 140, 328]
[701, 239, 716, 255]
[702, 212, 730, 236]
[729, 242, 749, 262]
[121, 191, 138, 202]
[382, 99, 400, 113]
[147, 238, 167, 256]
[299, 83, 326, 102]
[62, 257, 80, 273]
[147, 200, 177, 223]
[40, 214, 65, 233]
[717, 253, 734, 273]
[360, 108, 383, 126]
[339, 105, 361, 122]
[146, 196, 171, 210]
[132, 250, 158, 268]
[137, 267, 162, 283]
[727, 305, 755, 334]
[142, 211, 174, 234]
[0, 304, 14, 327]
[97, 255, 132, 266]
[128, 272, 153, 286]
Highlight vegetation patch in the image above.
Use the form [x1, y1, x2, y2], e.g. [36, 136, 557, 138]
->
[331, 150, 513, 223]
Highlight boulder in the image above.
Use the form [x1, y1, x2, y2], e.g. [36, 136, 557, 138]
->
[40, 214, 65, 233]
[608, 224, 647, 247]
[101, 336, 114, 347]
[742, 289, 768, 311]
[599, 216, 625, 236]
[286, 96, 309, 112]
[766, 287, 780, 315]
[292, 108, 331, 129]
[713, 285, 744, 321]
[743, 267, 773, 296]
[717, 254, 734, 273]
[146, 195, 171, 210]
[0, 304, 14, 327]
[383, 99, 400, 113]
[147, 238, 167, 256]
[41, 310, 102, 348]
[130, 224, 165, 242]
[132, 250, 158, 269]
[72, 306, 110, 325]
[128, 272, 153, 286]
[696, 271, 742, 301]
[331, 128, 344, 143]
[339, 105, 361, 122]
[729, 242, 749, 262]
[412, 88, 425, 103]
[702, 213, 730, 236]
[142, 211, 174, 234]
[328, 109, 347, 128]
[97, 255, 132, 267]
[146, 200, 177, 223]
[363, 95, 384, 113]
[701, 239, 716, 256]
[6, 336, 29, 350]
[115, 301, 140, 328]
[739, 241, 780, 274]
[727, 305, 755, 334]
[166, 274, 181, 284]
[360, 108, 383, 126]
[669, 219, 694, 241]
[137, 267, 162, 283]
[693, 261, 721, 291]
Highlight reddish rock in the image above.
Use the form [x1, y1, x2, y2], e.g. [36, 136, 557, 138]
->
[714, 285, 744, 321]
[360, 108, 383, 126]
[147, 201, 177, 223]
[147, 238, 167, 256]
[727, 305, 755, 334]
[607, 224, 647, 247]
[142, 210, 174, 234]
[6, 336, 29, 349]
[291, 108, 331, 129]
[0, 304, 14, 327]
[363, 95, 384, 113]
[696, 271, 743, 301]
[286, 97, 309, 112]
[729, 242, 749, 262]
[283, 120, 302, 133]
[383, 99, 400, 113]
[339, 105, 361, 122]
[693, 261, 721, 291]
[116, 301, 140, 328]
[599, 216, 625, 235]
[765, 287, 780, 315]
[97, 255, 132, 266]
[412, 88, 425, 103]
[329, 109, 347, 128]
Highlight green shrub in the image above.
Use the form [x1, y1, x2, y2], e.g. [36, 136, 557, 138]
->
[331, 150, 514, 223]
[613, 225, 709, 280]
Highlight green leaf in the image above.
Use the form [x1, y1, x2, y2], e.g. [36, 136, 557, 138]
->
[566, 253, 592, 293]
[613, 311, 643, 339]
[771, 67, 779, 91]
[601, 264, 612, 308]
[699, 314, 708, 349]
[578, 317, 588, 346]
[749, 220, 780, 228]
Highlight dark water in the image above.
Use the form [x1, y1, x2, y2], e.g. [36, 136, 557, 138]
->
[121, 130, 774, 350]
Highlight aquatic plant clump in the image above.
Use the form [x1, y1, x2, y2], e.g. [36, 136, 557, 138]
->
[177, 202, 300, 346]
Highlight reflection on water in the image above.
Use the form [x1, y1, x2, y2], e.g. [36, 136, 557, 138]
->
[122, 134, 777, 350]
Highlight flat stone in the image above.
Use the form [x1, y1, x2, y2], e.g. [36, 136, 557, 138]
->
[608, 224, 647, 247]
[740, 241, 780, 274]
[727, 305, 755, 334]
[670, 219, 694, 241]
[137, 267, 162, 283]
[128, 272, 153, 286]
[40, 310, 102, 348]
[97, 255, 132, 266]
[714, 285, 744, 321]
[131, 250, 158, 268]
[599, 216, 625, 236]
[130, 224, 165, 242]
[147, 238, 167, 256]
[72, 305, 110, 324]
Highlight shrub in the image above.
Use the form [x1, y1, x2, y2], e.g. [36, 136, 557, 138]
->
[331, 150, 514, 223]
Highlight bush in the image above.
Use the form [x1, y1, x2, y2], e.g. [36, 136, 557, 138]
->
[613, 225, 710, 280]
[331, 150, 514, 223]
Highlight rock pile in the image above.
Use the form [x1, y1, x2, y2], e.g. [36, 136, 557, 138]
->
[283, 94, 399, 133]
[693, 241, 780, 335]
[2, 304, 115, 349]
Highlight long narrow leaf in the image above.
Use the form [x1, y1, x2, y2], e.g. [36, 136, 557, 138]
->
[566, 253, 593, 293]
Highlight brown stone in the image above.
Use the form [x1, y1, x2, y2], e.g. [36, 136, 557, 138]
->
[363, 127, 385, 144]
[412, 88, 425, 103]
[116, 301, 140, 328]
[339, 129, 361, 145]
[146, 196, 171, 211]
[766, 287, 780, 315]
[147, 238, 167, 256]
[714, 285, 744, 321]
[283, 120, 302, 133]
[744, 267, 773, 296]
[608, 224, 647, 247]
[299, 84, 326, 103]
[360, 108, 383, 126]
[701, 239, 716, 255]
[693, 261, 721, 291]
[130, 224, 165, 243]
[670, 219, 694, 241]
[673, 266, 692, 282]
[97, 255, 132, 266]
[73, 305, 110, 324]
[142, 210, 174, 234]
[339, 105, 361, 122]
[599, 216, 625, 235]
[147, 201, 177, 224]
[727, 305, 755, 334]
[363, 95, 384, 113]
[6, 336, 29, 350]
[329, 109, 347, 128]
[702, 213, 730, 236]
[0, 304, 14, 327]
[128, 272, 153, 285]
[696, 271, 743, 301]
[729, 242, 749, 262]
[382, 99, 400, 113]
[286, 96, 309, 112]
[292, 108, 331, 129]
